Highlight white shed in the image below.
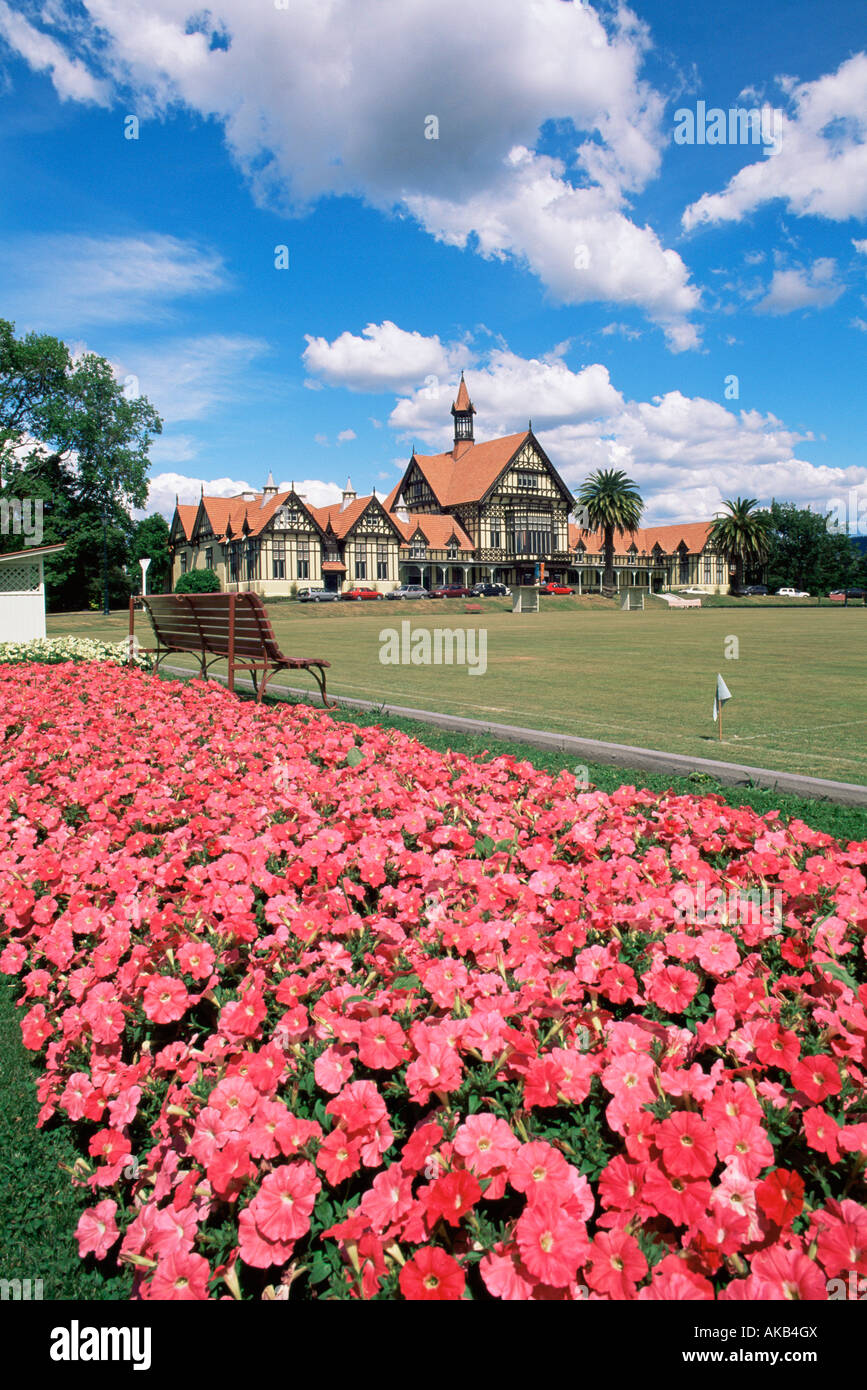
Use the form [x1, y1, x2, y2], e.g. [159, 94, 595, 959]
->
[0, 543, 65, 641]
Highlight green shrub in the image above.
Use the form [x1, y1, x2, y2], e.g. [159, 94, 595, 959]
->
[174, 568, 221, 594]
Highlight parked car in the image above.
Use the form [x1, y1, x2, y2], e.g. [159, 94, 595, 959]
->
[736, 585, 769, 596]
[340, 586, 384, 601]
[539, 581, 574, 595]
[471, 582, 511, 597]
[298, 588, 339, 602]
[777, 587, 810, 598]
[828, 588, 866, 602]
[430, 584, 472, 598]
[676, 587, 706, 596]
[386, 585, 431, 600]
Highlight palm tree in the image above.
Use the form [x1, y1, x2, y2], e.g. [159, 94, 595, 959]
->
[576, 469, 644, 598]
[708, 498, 772, 595]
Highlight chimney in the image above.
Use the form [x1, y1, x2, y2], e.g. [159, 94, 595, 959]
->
[340, 476, 356, 512]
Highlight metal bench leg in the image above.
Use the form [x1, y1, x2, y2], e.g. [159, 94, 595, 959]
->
[311, 664, 336, 709]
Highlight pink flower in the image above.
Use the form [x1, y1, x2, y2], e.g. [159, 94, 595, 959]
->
[76, 1199, 119, 1260]
[453, 1114, 519, 1176]
[147, 1250, 211, 1300]
[515, 1196, 589, 1288]
[585, 1228, 647, 1299]
[247, 1161, 321, 1243]
[142, 975, 190, 1024]
[656, 1111, 718, 1179]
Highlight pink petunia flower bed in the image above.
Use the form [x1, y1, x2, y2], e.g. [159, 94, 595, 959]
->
[1, 661, 866, 1300]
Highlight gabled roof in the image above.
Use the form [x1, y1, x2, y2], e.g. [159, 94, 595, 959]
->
[395, 512, 474, 551]
[175, 505, 198, 541]
[568, 521, 714, 555]
[391, 431, 531, 508]
[178, 489, 327, 544]
[308, 493, 404, 542]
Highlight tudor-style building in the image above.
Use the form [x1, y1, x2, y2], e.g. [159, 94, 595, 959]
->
[168, 377, 733, 595]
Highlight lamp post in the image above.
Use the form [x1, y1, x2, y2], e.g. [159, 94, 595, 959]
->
[102, 495, 110, 616]
[139, 557, 151, 596]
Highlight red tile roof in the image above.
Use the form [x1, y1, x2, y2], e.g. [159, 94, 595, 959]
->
[395, 512, 475, 551]
[175, 505, 199, 540]
[308, 495, 387, 539]
[402, 431, 531, 507]
[568, 520, 713, 555]
[192, 490, 324, 541]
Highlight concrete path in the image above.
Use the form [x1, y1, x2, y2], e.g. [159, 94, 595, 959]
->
[162, 664, 867, 808]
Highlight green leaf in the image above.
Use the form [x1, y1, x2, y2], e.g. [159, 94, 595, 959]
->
[818, 961, 859, 993]
[344, 747, 364, 768]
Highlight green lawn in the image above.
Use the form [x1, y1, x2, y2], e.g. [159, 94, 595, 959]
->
[50, 597, 867, 784]
[0, 977, 132, 1300]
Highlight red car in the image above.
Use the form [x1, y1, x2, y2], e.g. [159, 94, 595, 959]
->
[430, 584, 472, 598]
[540, 582, 575, 595]
[341, 587, 384, 601]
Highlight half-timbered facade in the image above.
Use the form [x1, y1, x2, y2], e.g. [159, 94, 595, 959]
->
[168, 378, 732, 595]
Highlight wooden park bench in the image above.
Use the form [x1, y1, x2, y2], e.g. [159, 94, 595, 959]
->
[129, 592, 335, 707]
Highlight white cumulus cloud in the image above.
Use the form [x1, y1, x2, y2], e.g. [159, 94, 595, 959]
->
[303, 321, 464, 393]
[683, 52, 867, 230]
[0, 0, 700, 344]
[754, 258, 844, 315]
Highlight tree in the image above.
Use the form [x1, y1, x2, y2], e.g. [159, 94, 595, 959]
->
[60, 354, 162, 613]
[708, 498, 773, 594]
[760, 500, 859, 595]
[0, 320, 71, 480]
[0, 323, 163, 611]
[175, 568, 220, 593]
[576, 469, 644, 597]
[129, 513, 172, 594]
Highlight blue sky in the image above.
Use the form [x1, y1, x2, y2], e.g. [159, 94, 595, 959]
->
[0, 0, 865, 528]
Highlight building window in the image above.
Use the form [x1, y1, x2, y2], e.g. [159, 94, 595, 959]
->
[716, 557, 725, 582]
[377, 543, 388, 580]
[506, 508, 552, 556]
[205, 547, 213, 570]
[411, 539, 426, 559]
[490, 525, 501, 548]
[272, 538, 285, 579]
[356, 553, 367, 580]
[679, 556, 689, 584]
[703, 557, 712, 582]
[246, 540, 259, 581]
[229, 545, 239, 582]
[297, 539, 310, 580]
[180, 552, 188, 574]
[516, 471, 538, 491]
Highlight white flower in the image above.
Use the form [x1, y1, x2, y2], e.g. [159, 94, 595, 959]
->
[0, 637, 152, 668]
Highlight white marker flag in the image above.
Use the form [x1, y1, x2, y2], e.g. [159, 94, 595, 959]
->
[713, 673, 732, 722]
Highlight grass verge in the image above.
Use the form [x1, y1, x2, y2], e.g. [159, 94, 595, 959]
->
[0, 977, 132, 1300]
